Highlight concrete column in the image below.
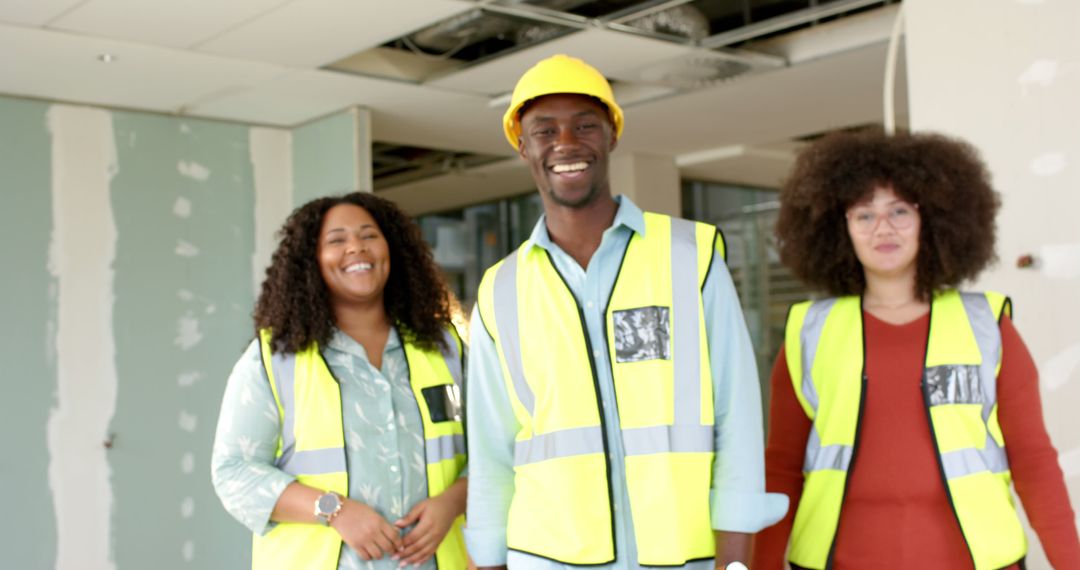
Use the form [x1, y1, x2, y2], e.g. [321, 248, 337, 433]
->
[905, 2, 1080, 567]
[609, 152, 681, 217]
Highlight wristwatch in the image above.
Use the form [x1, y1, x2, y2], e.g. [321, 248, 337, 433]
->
[724, 563, 748, 570]
[314, 492, 343, 525]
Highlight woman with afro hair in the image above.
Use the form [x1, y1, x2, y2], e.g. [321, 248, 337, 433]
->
[751, 129, 1079, 569]
[212, 192, 468, 570]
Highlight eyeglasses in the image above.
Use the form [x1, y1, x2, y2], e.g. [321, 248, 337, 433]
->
[846, 203, 918, 234]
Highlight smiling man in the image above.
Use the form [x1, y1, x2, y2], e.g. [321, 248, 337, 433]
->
[464, 54, 787, 570]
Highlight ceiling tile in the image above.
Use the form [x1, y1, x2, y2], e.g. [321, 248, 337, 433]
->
[0, 0, 83, 26]
[426, 28, 693, 96]
[197, 0, 474, 67]
[48, 0, 286, 49]
[0, 24, 285, 114]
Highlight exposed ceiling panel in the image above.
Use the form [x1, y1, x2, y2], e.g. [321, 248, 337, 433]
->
[197, 0, 474, 67]
[47, 0, 287, 49]
[187, 68, 507, 156]
[0, 0, 83, 26]
[0, 23, 286, 114]
[617, 40, 904, 155]
[377, 158, 534, 216]
[426, 27, 693, 96]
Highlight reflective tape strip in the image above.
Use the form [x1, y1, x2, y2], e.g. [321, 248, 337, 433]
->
[514, 426, 605, 466]
[439, 328, 463, 387]
[669, 218, 702, 426]
[960, 293, 1001, 423]
[280, 447, 347, 476]
[941, 444, 1009, 479]
[622, 424, 713, 456]
[799, 298, 836, 413]
[803, 427, 853, 473]
[426, 434, 466, 465]
[268, 350, 297, 469]
[492, 253, 536, 414]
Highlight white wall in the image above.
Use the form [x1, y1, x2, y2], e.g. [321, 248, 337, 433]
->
[906, 1, 1080, 567]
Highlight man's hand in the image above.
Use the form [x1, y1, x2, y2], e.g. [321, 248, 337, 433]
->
[330, 499, 403, 561]
[714, 531, 752, 569]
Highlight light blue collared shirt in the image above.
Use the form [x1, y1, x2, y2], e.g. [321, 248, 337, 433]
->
[464, 195, 788, 569]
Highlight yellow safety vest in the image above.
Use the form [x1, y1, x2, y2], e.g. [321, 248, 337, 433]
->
[477, 212, 724, 566]
[783, 290, 1026, 570]
[251, 327, 468, 570]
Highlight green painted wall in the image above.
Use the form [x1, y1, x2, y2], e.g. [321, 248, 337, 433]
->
[0, 94, 380, 568]
[0, 97, 57, 570]
[108, 112, 254, 568]
[293, 109, 359, 205]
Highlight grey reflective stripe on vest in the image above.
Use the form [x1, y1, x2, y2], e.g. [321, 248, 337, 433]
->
[492, 252, 535, 414]
[797, 298, 847, 474]
[280, 447, 348, 476]
[515, 425, 605, 465]
[802, 427, 853, 473]
[265, 348, 347, 476]
[669, 218, 702, 427]
[798, 298, 836, 415]
[439, 328, 463, 388]
[268, 350, 298, 469]
[426, 434, 466, 465]
[940, 293, 1009, 480]
[622, 424, 713, 456]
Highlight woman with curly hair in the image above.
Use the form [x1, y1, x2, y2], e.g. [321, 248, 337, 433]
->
[751, 130, 1079, 569]
[212, 192, 468, 570]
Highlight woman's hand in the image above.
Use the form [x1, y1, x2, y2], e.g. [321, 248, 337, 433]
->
[331, 499, 404, 561]
[392, 479, 466, 566]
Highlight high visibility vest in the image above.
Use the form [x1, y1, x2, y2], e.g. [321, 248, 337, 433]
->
[251, 327, 468, 570]
[783, 290, 1027, 570]
[476, 212, 724, 566]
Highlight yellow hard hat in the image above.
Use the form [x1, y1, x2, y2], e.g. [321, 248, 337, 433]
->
[502, 54, 625, 150]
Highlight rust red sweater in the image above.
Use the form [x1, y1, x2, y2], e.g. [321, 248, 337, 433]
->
[751, 312, 1080, 569]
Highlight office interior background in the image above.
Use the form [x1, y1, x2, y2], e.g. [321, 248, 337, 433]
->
[1, 0, 1077, 567]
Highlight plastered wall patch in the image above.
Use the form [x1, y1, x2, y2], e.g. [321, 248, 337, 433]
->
[181, 540, 194, 562]
[179, 411, 197, 433]
[180, 497, 194, 518]
[1059, 446, 1080, 477]
[1018, 59, 1058, 89]
[1043, 343, 1080, 391]
[175, 240, 199, 257]
[175, 313, 202, 350]
[45, 104, 119, 570]
[177, 160, 210, 181]
[1030, 152, 1067, 177]
[181, 452, 195, 474]
[177, 371, 203, 387]
[1039, 243, 1080, 279]
[173, 197, 192, 218]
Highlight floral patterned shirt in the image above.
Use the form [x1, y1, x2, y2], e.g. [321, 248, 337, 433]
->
[211, 327, 438, 570]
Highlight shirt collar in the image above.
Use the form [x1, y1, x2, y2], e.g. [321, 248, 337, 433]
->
[528, 194, 646, 251]
[324, 325, 401, 358]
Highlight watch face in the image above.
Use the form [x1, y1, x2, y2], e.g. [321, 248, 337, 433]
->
[317, 493, 341, 515]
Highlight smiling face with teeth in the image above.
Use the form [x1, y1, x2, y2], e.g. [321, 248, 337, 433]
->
[518, 93, 617, 210]
[317, 203, 391, 310]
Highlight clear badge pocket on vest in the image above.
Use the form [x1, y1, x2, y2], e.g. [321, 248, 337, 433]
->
[925, 364, 984, 405]
[612, 305, 671, 363]
[421, 384, 463, 423]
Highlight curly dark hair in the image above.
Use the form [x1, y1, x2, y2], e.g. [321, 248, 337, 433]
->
[254, 192, 453, 354]
[775, 128, 1000, 300]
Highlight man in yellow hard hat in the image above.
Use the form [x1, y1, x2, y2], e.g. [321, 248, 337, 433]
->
[465, 54, 787, 570]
